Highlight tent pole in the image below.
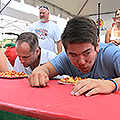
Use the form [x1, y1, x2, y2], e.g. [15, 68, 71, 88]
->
[77, 0, 89, 15]
[98, 3, 101, 29]
[0, 0, 12, 13]
[0, 0, 11, 52]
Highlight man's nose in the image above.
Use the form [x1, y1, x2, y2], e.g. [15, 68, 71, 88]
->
[77, 59, 86, 65]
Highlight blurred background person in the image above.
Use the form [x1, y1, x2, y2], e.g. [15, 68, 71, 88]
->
[105, 7, 120, 46]
[29, 5, 62, 54]
[0, 50, 13, 72]
[4, 43, 17, 67]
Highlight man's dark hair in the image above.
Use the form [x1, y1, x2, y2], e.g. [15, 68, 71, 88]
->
[16, 32, 39, 52]
[61, 16, 97, 51]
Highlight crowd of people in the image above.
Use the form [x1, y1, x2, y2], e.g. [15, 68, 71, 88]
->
[1, 6, 120, 97]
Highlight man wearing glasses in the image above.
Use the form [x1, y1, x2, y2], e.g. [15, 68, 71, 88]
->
[29, 5, 62, 54]
[14, 32, 57, 75]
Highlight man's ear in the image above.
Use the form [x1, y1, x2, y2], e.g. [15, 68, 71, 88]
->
[97, 36, 100, 42]
[35, 48, 40, 55]
[96, 41, 99, 53]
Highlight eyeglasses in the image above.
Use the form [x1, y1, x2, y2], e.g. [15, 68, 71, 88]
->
[39, 5, 49, 11]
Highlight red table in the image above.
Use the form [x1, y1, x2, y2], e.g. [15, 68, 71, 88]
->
[0, 78, 120, 120]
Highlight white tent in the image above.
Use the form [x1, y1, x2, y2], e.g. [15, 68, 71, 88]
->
[13, 0, 120, 20]
[1, 0, 120, 42]
[0, 0, 39, 51]
[0, 0, 68, 35]
[0, 0, 68, 51]
[13, 0, 119, 18]
[14, 0, 120, 42]
[0, 0, 39, 35]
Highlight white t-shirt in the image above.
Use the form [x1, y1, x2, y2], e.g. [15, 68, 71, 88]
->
[29, 20, 61, 53]
[13, 48, 57, 75]
[110, 27, 120, 47]
[110, 27, 120, 40]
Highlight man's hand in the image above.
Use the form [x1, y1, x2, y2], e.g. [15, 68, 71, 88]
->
[71, 78, 116, 97]
[110, 40, 120, 46]
[28, 72, 49, 87]
[28, 62, 58, 87]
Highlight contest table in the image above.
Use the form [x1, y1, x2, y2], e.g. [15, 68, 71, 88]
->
[0, 77, 120, 120]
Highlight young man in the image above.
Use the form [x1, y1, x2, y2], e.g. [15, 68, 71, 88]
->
[29, 5, 62, 54]
[28, 16, 120, 97]
[14, 32, 57, 75]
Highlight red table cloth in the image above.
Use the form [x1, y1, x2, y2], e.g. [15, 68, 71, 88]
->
[0, 78, 120, 120]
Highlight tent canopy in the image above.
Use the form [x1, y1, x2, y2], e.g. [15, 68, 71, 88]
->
[0, 1, 39, 38]
[14, 0, 120, 20]
[0, 0, 68, 38]
[0, 0, 120, 43]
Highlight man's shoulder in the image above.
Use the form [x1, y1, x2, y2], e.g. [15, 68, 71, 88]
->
[53, 51, 68, 60]
[49, 20, 56, 24]
[99, 43, 120, 57]
[30, 21, 40, 27]
[29, 21, 40, 31]
[48, 21, 59, 26]
[41, 48, 57, 56]
[99, 43, 118, 49]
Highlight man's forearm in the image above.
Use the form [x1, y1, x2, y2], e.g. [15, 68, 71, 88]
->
[57, 40, 62, 54]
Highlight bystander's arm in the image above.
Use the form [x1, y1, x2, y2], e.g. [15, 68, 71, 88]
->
[56, 40, 62, 54]
[0, 50, 9, 72]
[105, 28, 111, 43]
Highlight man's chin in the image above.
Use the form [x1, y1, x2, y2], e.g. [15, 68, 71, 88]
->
[81, 71, 89, 73]
[78, 68, 90, 73]
[40, 19, 45, 22]
[23, 64, 29, 68]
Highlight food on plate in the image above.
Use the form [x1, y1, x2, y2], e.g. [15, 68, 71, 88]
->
[60, 77, 84, 84]
[0, 70, 27, 77]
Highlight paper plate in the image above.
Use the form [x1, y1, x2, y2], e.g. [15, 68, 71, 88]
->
[0, 74, 28, 79]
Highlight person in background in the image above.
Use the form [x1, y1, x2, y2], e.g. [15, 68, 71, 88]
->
[14, 32, 57, 75]
[0, 50, 13, 72]
[29, 5, 62, 54]
[28, 16, 120, 97]
[4, 43, 17, 67]
[105, 7, 120, 46]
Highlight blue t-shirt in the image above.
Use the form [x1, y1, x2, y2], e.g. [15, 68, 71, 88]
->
[50, 43, 120, 79]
